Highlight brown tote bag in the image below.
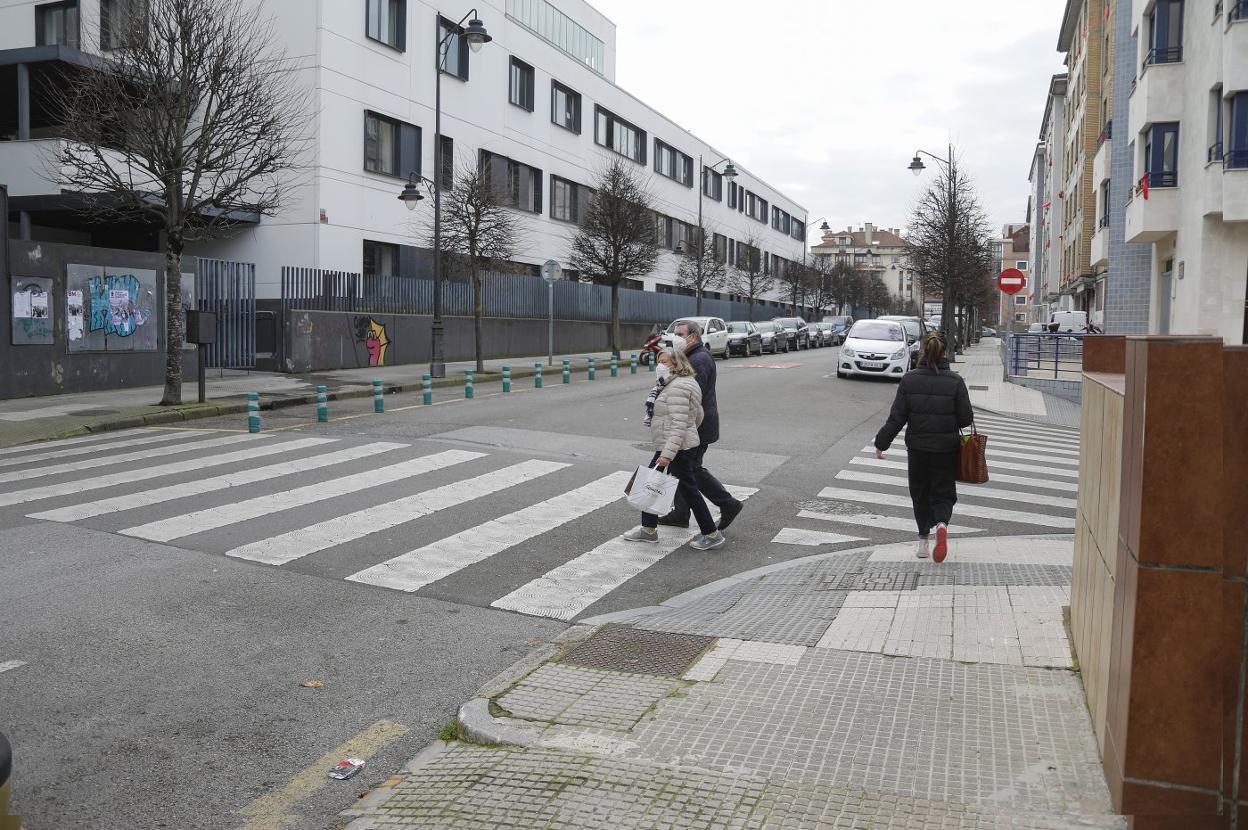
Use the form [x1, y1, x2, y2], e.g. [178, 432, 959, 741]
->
[958, 425, 989, 484]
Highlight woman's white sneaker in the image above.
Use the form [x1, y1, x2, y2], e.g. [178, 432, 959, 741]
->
[916, 537, 930, 559]
[622, 526, 658, 544]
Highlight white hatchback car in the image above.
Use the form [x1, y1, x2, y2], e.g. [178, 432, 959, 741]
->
[836, 320, 910, 380]
[659, 317, 730, 358]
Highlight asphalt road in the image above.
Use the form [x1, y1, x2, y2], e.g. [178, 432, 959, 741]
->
[1, 343, 1011, 829]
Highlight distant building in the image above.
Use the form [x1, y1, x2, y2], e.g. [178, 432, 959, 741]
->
[993, 224, 1030, 328]
[1028, 74, 1068, 322]
[809, 223, 914, 307]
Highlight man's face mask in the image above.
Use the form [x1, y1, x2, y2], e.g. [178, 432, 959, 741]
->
[670, 334, 689, 353]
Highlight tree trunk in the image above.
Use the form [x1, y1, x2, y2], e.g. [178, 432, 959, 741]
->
[472, 264, 484, 372]
[160, 239, 185, 406]
[695, 285, 703, 315]
[610, 282, 620, 359]
[747, 297, 755, 322]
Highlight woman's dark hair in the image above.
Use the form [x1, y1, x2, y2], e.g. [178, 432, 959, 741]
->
[921, 335, 945, 372]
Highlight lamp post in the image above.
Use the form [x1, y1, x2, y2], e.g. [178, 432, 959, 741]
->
[800, 217, 830, 317]
[907, 143, 960, 352]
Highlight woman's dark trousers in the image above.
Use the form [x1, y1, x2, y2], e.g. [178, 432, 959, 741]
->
[906, 449, 959, 537]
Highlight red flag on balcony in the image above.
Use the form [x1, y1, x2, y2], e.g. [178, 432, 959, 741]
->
[1141, 172, 1150, 200]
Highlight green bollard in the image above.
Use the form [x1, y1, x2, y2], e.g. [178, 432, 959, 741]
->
[465, 370, 474, 399]
[422, 373, 433, 405]
[247, 392, 260, 433]
[562, 359, 571, 384]
[610, 356, 618, 377]
[588, 357, 596, 381]
[630, 354, 638, 374]
[373, 379, 384, 413]
[316, 386, 328, 423]
[502, 366, 511, 393]
[534, 363, 543, 388]
[649, 354, 656, 372]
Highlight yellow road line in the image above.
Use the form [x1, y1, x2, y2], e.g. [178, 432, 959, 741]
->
[236, 719, 410, 830]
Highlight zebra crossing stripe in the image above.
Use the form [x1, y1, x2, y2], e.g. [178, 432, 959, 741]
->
[0, 429, 167, 463]
[862, 445, 1079, 468]
[970, 414, 1079, 437]
[0, 434, 268, 485]
[894, 429, 1078, 456]
[794, 510, 982, 534]
[847, 457, 1077, 492]
[345, 471, 630, 591]
[27, 440, 387, 522]
[858, 453, 1079, 479]
[817, 486, 1075, 529]
[120, 449, 486, 543]
[834, 470, 1077, 509]
[491, 486, 758, 621]
[0, 429, 159, 456]
[0, 438, 335, 508]
[0, 429, 193, 469]
[227, 459, 570, 566]
[773, 527, 868, 546]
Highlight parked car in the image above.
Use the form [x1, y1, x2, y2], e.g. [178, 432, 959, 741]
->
[821, 315, 853, 345]
[807, 325, 826, 348]
[726, 321, 763, 356]
[754, 321, 789, 353]
[981, 327, 998, 338]
[772, 317, 811, 350]
[1, 730, 11, 827]
[877, 315, 930, 369]
[660, 317, 730, 358]
[1048, 310, 1089, 333]
[837, 319, 910, 380]
[1027, 322, 1047, 334]
[814, 322, 838, 347]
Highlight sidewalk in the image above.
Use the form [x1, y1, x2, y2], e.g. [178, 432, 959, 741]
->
[0, 350, 624, 448]
[958, 339, 1082, 428]
[343, 535, 1120, 830]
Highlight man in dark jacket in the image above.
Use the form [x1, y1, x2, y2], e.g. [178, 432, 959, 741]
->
[874, 337, 973, 562]
[657, 320, 743, 531]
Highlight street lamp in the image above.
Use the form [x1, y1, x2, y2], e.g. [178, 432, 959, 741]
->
[696, 154, 738, 246]
[398, 173, 425, 210]
[907, 144, 959, 347]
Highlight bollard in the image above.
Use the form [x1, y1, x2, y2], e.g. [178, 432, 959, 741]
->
[649, 354, 657, 372]
[588, 357, 596, 381]
[630, 354, 638, 375]
[502, 366, 511, 394]
[465, 369, 474, 399]
[247, 392, 261, 433]
[316, 386, 328, 423]
[534, 363, 543, 388]
[562, 359, 571, 384]
[373, 379, 384, 413]
[422, 373, 433, 405]
[610, 356, 618, 378]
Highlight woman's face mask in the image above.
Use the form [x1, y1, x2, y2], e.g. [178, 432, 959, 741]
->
[655, 364, 672, 382]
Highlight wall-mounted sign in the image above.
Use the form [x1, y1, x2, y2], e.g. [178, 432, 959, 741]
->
[11, 277, 54, 346]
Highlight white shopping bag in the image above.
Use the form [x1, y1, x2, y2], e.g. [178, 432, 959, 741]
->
[625, 464, 679, 515]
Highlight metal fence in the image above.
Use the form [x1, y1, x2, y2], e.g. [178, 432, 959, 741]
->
[1009, 332, 1085, 380]
[196, 258, 256, 369]
[280, 267, 815, 324]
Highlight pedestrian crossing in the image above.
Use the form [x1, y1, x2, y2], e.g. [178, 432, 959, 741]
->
[774, 411, 1081, 546]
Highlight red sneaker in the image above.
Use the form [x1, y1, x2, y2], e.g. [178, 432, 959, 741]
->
[933, 524, 948, 563]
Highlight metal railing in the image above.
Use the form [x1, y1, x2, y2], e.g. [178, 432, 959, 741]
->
[1098, 213, 1110, 229]
[1231, 0, 1248, 21]
[1209, 141, 1225, 163]
[1142, 46, 1183, 72]
[1009, 332, 1085, 380]
[1225, 149, 1248, 169]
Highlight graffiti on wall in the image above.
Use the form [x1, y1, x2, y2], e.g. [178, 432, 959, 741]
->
[354, 317, 390, 367]
[88, 273, 153, 337]
[66, 265, 159, 352]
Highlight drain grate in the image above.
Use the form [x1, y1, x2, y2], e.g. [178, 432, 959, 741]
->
[823, 571, 921, 592]
[558, 626, 714, 677]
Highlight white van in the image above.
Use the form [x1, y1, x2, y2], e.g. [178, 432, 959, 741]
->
[1048, 311, 1088, 333]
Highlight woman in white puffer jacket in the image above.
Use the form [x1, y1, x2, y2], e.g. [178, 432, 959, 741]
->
[622, 347, 724, 550]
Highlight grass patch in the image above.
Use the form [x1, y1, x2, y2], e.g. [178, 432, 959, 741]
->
[437, 719, 459, 742]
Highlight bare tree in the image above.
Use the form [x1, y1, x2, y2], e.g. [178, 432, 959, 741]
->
[569, 160, 659, 357]
[724, 236, 773, 322]
[675, 224, 727, 315]
[49, 0, 307, 405]
[811, 256, 838, 318]
[431, 161, 521, 372]
[775, 257, 805, 315]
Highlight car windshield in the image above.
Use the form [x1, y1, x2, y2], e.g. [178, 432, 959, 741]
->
[755, 322, 778, 332]
[849, 322, 904, 342]
[727, 323, 750, 333]
[900, 321, 920, 339]
[775, 318, 798, 328]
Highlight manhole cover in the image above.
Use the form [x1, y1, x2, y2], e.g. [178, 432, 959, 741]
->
[558, 626, 714, 677]
[76, 408, 119, 416]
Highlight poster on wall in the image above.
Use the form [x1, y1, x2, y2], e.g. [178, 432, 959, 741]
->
[67, 289, 85, 342]
[65, 264, 159, 353]
[10, 277, 54, 346]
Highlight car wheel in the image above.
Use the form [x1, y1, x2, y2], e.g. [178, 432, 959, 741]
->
[836, 369, 847, 379]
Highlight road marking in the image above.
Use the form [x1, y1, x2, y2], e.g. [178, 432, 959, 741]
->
[0, 660, 27, 674]
[228, 459, 569, 566]
[121, 449, 485, 543]
[0, 438, 335, 508]
[817, 486, 1075, 529]
[0, 429, 158, 456]
[969, 413, 1080, 437]
[0, 433, 268, 485]
[834, 470, 1077, 509]
[27, 440, 385, 522]
[895, 428, 1078, 455]
[491, 486, 757, 621]
[236, 718, 410, 830]
[772, 527, 868, 546]
[847, 457, 1078, 492]
[345, 471, 628, 591]
[795, 510, 982, 534]
[859, 452, 1079, 479]
[0, 430, 195, 469]
[862, 445, 1079, 467]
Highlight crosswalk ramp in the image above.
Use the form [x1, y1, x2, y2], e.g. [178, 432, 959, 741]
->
[0, 428, 749, 621]
[774, 411, 1081, 545]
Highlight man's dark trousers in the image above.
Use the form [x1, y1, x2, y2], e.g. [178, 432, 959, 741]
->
[668, 441, 735, 520]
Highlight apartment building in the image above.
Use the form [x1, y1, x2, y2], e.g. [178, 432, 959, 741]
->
[1029, 74, 1070, 322]
[808, 223, 914, 307]
[0, 0, 808, 301]
[993, 224, 1031, 328]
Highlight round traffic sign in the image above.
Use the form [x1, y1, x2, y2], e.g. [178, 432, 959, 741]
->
[997, 268, 1026, 295]
[541, 259, 562, 283]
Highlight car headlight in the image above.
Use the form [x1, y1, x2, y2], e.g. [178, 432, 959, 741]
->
[842, 346, 856, 357]
[891, 349, 906, 360]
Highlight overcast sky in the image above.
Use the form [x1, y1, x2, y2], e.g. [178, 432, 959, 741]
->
[596, 0, 1068, 241]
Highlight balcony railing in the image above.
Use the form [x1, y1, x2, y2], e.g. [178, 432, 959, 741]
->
[1210, 141, 1226, 163]
[1009, 333, 1085, 380]
[1231, 0, 1248, 21]
[1098, 213, 1111, 229]
[1142, 46, 1183, 72]
[1226, 149, 1248, 169]
[1145, 170, 1179, 188]
[1098, 121, 1113, 146]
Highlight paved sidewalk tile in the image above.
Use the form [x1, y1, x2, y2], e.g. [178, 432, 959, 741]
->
[497, 663, 681, 731]
[682, 638, 807, 681]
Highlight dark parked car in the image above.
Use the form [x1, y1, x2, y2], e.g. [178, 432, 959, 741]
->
[821, 315, 853, 345]
[813, 322, 839, 347]
[726, 321, 763, 356]
[754, 321, 789, 353]
[773, 317, 811, 350]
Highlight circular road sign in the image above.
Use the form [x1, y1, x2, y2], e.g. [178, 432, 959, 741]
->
[997, 268, 1026, 295]
[541, 259, 562, 283]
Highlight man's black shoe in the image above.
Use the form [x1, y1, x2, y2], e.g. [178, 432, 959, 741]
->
[656, 511, 690, 528]
[717, 500, 744, 531]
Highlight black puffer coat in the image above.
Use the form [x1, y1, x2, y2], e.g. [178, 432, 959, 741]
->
[874, 359, 974, 453]
[686, 341, 720, 444]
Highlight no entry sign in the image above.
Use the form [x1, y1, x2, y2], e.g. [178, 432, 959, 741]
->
[998, 268, 1026, 295]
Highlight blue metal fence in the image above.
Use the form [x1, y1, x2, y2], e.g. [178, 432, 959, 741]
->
[1009, 332, 1085, 379]
[196, 258, 256, 369]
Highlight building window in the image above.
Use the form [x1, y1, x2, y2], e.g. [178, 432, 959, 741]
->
[504, 0, 605, 74]
[439, 135, 454, 188]
[438, 16, 469, 80]
[727, 180, 738, 209]
[551, 81, 581, 133]
[36, 1, 79, 48]
[509, 57, 535, 111]
[790, 220, 805, 242]
[702, 168, 723, 201]
[654, 140, 693, 186]
[712, 233, 727, 262]
[1210, 87, 1225, 162]
[550, 175, 580, 223]
[481, 150, 542, 213]
[101, 0, 144, 50]
[1016, 261, 1029, 270]
[1145, 122, 1180, 186]
[364, 111, 419, 179]
[366, 0, 405, 50]
[363, 240, 400, 277]
[594, 106, 645, 164]
[1099, 180, 1111, 227]
[1145, 0, 1184, 68]
[1228, 92, 1248, 169]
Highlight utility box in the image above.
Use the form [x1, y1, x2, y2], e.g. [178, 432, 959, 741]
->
[185, 310, 217, 345]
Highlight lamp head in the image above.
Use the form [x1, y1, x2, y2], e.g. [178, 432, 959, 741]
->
[908, 155, 925, 177]
[398, 176, 424, 210]
[722, 162, 738, 178]
[463, 18, 491, 52]
[819, 220, 830, 231]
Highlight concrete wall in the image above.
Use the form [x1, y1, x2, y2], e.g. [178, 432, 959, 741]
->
[282, 309, 652, 373]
